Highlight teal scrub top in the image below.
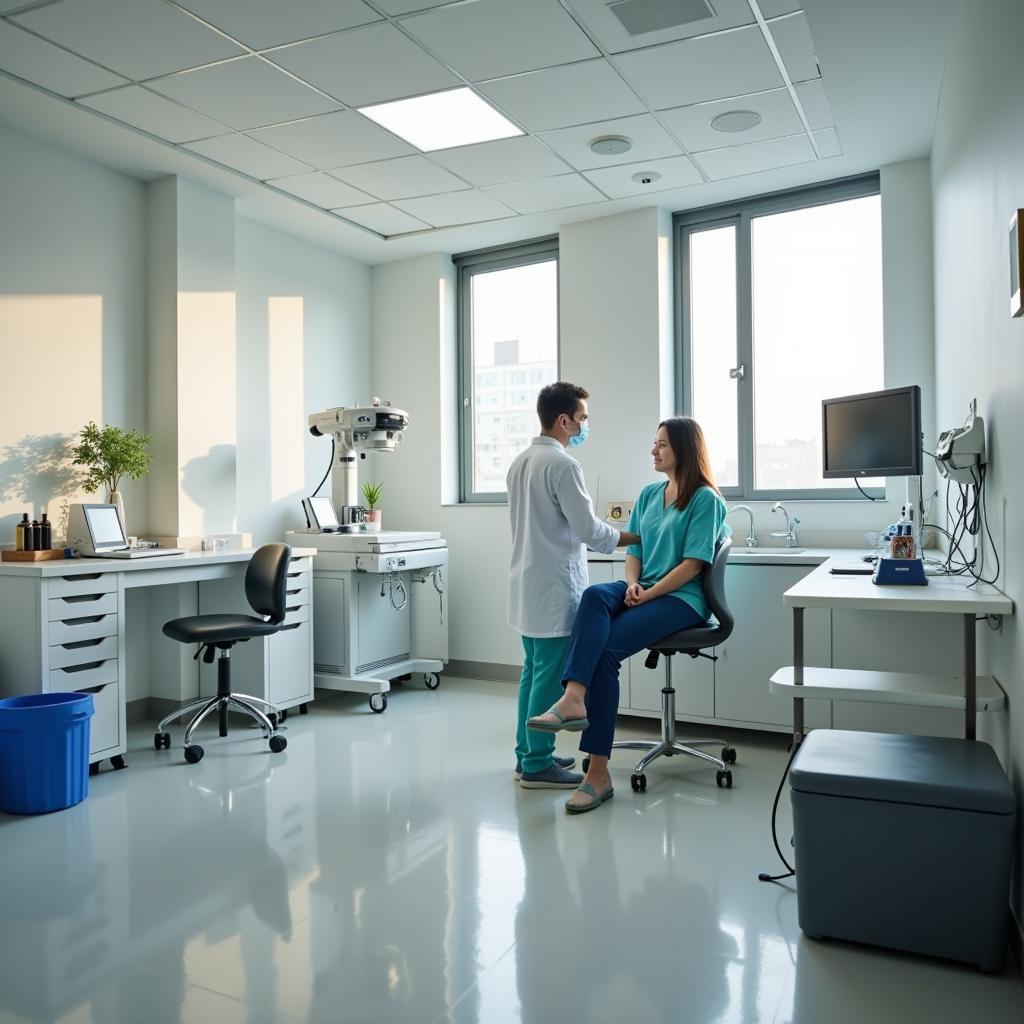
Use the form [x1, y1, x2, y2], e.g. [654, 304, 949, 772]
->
[626, 483, 730, 620]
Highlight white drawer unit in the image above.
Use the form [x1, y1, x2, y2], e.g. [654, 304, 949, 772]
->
[49, 658, 119, 694]
[48, 592, 117, 621]
[283, 603, 310, 627]
[48, 613, 119, 647]
[82, 681, 120, 755]
[47, 573, 117, 599]
[50, 635, 119, 670]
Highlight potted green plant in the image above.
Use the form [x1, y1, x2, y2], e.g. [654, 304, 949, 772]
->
[71, 421, 152, 533]
[362, 481, 383, 533]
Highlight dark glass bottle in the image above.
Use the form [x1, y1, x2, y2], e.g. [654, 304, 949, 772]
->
[26, 519, 39, 551]
[15, 512, 29, 551]
[40, 513, 51, 550]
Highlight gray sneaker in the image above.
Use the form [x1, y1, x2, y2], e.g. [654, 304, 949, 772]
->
[514, 755, 576, 780]
[519, 763, 585, 789]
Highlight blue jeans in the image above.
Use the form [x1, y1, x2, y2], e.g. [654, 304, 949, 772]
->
[562, 581, 704, 757]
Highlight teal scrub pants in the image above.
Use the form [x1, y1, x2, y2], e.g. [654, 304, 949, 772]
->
[515, 635, 571, 774]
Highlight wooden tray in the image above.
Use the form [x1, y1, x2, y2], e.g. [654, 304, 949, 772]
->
[2, 549, 66, 562]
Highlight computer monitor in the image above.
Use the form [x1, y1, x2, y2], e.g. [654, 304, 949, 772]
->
[83, 504, 128, 551]
[303, 495, 340, 531]
[822, 385, 922, 478]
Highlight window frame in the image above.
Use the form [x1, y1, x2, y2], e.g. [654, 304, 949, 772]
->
[455, 236, 560, 504]
[675, 173, 885, 501]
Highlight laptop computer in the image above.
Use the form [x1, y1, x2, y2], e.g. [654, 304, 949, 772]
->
[78, 504, 185, 559]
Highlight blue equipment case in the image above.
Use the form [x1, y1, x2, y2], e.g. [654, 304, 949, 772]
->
[872, 557, 928, 586]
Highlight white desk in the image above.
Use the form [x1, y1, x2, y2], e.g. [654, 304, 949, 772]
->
[770, 559, 1014, 742]
[0, 547, 315, 766]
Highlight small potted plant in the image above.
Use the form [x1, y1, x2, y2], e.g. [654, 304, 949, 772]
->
[362, 481, 383, 533]
[71, 421, 152, 533]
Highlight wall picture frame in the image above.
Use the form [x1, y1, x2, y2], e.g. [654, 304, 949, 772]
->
[1011, 209, 1024, 317]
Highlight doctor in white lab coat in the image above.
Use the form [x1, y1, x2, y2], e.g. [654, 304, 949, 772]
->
[507, 381, 638, 789]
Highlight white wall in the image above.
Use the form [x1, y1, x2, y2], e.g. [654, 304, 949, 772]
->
[930, 0, 1024, 929]
[0, 122, 147, 541]
[235, 216, 372, 544]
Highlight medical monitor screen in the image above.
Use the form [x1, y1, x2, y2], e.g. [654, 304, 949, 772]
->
[822, 385, 922, 478]
[85, 505, 127, 548]
[307, 496, 339, 529]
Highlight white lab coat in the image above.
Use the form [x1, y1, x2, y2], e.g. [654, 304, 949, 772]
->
[507, 436, 620, 638]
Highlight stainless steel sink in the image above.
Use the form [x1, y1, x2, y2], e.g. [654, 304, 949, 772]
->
[730, 547, 806, 555]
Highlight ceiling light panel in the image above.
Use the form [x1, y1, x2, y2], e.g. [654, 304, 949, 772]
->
[331, 154, 469, 200]
[484, 174, 605, 215]
[581, 154, 702, 198]
[538, 113, 680, 171]
[768, 12, 820, 83]
[174, 0, 382, 50]
[477, 59, 646, 134]
[358, 88, 522, 152]
[80, 85, 230, 143]
[613, 26, 782, 109]
[0, 21, 127, 97]
[267, 22, 458, 107]
[265, 171, 372, 208]
[401, 0, 599, 82]
[340, 203, 430, 235]
[149, 56, 340, 130]
[566, 0, 756, 54]
[186, 133, 312, 179]
[249, 111, 414, 170]
[693, 132, 815, 180]
[12, 0, 244, 81]
[393, 190, 515, 228]
[430, 136, 571, 186]
[658, 88, 803, 152]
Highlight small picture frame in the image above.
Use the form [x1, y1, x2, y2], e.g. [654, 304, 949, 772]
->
[1011, 209, 1024, 318]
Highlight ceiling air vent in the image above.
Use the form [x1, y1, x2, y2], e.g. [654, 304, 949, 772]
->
[608, 0, 716, 36]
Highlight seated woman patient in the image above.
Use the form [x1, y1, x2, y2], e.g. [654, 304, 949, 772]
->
[528, 416, 730, 813]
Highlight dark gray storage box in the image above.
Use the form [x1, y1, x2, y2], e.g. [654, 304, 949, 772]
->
[790, 730, 1016, 972]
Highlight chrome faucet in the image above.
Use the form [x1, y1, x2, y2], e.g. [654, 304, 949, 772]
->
[771, 502, 801, 548]
[726, 505, 758, 547]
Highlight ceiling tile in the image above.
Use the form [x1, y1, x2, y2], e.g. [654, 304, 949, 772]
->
[693, 132, 815, 180]
[567, 0, 756, 54]
[0, 20, 127, 97]
[429, 136, 570, 186]
[339, 203, 430, 235]
[484, 174, 605, 215]
[477, 59, 646, 133]
[266, 171, 372, 208]
[331, 154, 469, 200]
[12, 0, 244, 80]
[79, 84, 230, 142]
[393, 190, 514, 228]
[614, 26, 782, 109]
[760, 0, 803, 16]
[401, 0, 598, 82]
[659, 88, 803, 152]
[769, 13, 819, 83]
[186, 133, 312, 179]
[175, 0, 382, 50]
[249, 110, 413, 170]
[538, 113, 681, 171]
[149, 56, 340, 130]
[794, 79, 833, 130]
[581, 154, 702, 198]
[267, 22, 458, 106]
[374, 0, 458, 12]
[814, 126, 842, 158]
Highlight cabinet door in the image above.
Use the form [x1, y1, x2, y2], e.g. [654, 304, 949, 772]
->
[713, 565, 831, 728]
[269, 622, 312, 706]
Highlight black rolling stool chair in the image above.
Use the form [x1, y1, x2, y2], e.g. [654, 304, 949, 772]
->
[154, 543, 292, 764]
[605, 537, 735, 792]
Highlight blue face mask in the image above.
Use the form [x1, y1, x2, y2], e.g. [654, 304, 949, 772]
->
[568, 420, 589, 448]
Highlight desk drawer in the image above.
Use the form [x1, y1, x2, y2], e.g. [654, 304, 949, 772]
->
[81, 681, 119, 755]
[50, 635, 119, 670]
[283, 603, 310, 627]
[48, 574, 117, 599]
[49, 592, 117, 622]
[49, 613, 119, 647]
[49, 658, 118, 693]
[284, 583, 310, 607]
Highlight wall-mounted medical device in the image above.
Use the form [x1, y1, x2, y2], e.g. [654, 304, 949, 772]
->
[935, 399, 986, 483]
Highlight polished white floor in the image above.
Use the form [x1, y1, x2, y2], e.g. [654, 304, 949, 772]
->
[1, 676, 1021, 1024]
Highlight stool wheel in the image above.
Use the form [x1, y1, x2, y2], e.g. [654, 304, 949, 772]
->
[154, 732, 171, 750]
[716, 769, 732, 789]
[269, 734, 287, 753]
[424, 672, 441, 690]
[582, 756, 591, 773]
[184, 745, 204, 764]
[721, 747, 737, 764]
[369, 693, 387, 714]
[630, 773, 646, 793]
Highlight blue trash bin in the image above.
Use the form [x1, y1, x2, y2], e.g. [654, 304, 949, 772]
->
[0, 692, 95, 815]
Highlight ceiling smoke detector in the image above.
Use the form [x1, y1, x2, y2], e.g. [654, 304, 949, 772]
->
[589, 134, 633, 156]
[710, 109, 763, 133]
[631, 170, 662, 185]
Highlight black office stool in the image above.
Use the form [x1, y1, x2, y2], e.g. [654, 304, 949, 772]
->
[155, 543, 292, 764]
[602, 537, 736, 791]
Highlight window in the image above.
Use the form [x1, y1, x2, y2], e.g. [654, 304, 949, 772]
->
[456, 238, 559, 502]
[677, 176, 885, 498]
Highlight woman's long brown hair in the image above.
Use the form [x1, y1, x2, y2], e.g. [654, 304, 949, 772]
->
[659, 416, 721, 511]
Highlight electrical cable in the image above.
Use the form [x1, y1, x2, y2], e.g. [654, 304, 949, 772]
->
[854, 478, 878, 502]
[758, 741, 801, 884]
[313, 437, 335, 496]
